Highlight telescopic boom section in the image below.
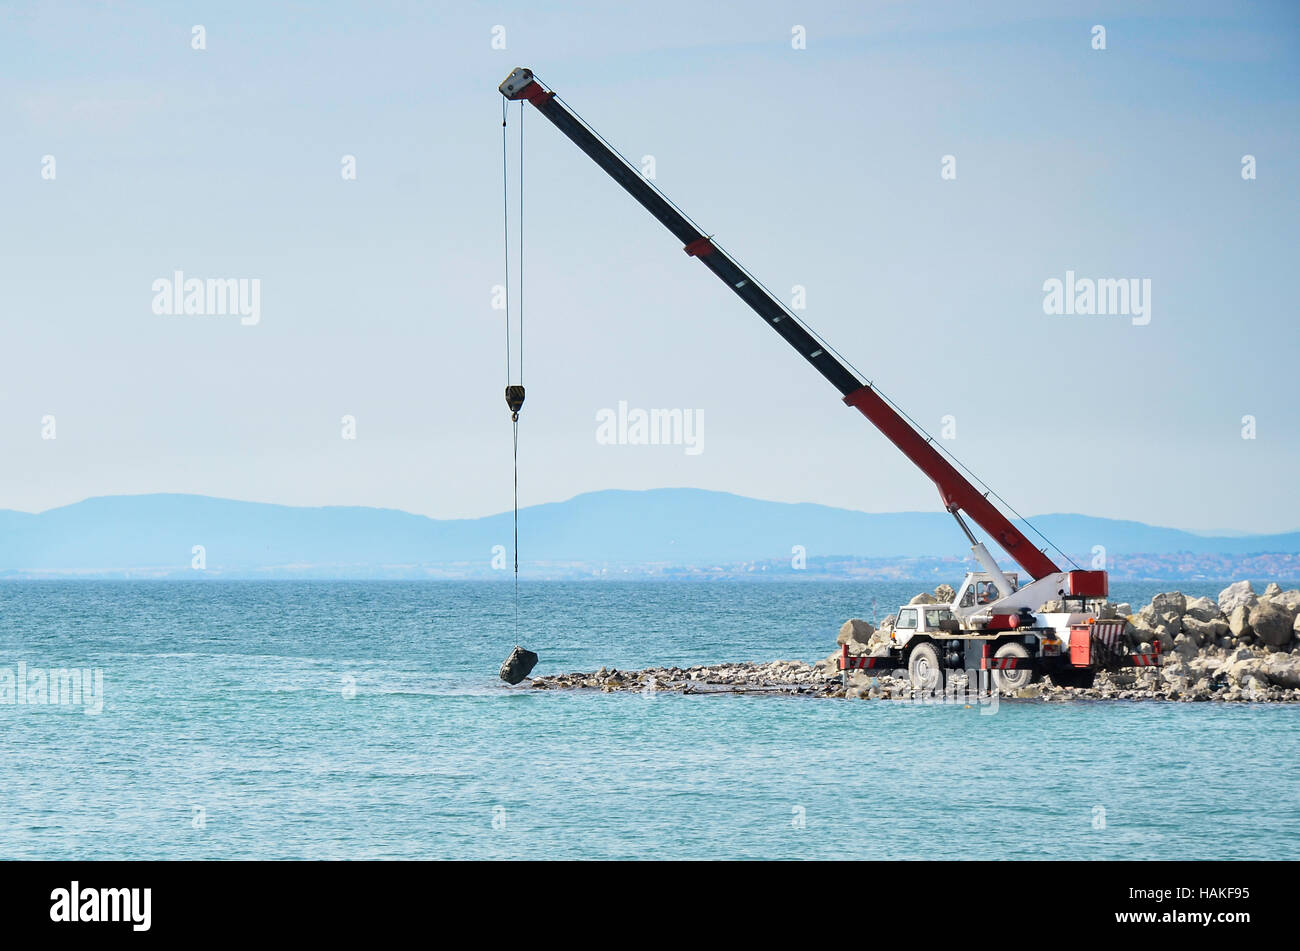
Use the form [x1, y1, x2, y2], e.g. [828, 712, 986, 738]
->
[500, 67, 1061, 581]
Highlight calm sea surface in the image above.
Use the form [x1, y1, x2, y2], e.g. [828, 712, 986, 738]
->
[1, 580, 1296, 860]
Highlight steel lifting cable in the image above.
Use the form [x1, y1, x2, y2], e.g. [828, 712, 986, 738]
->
[501, 98, 512, 383]
[496, 94, 539, 685]
[502, 100, 527, 642]
[515, 100, 521, 639]
[517, 104, 525, 634]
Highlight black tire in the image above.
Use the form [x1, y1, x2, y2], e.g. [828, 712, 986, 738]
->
[992, 642, 1034, 691]
[907, 641, 944, 692]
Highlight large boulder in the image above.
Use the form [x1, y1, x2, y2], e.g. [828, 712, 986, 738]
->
[1181, 615, 1229, 647]
[1262, 654, 1300, 689]
[821, 620, 878, 676]
[846, 670, 874, 690]
[909, 592, 938, 605]
[499, 645, 539, 684]
[1132, 604, 1180, 648]
[1263, 587, 1300, 631]
[1188, 654, 1224, 680]
[1221, 650, 1265, 685]
[933, 584, 956, 603]
[1218, 581, 1258, 616]
[1228, 604, 1253, 640]
[865, 628, 893, 654]
[1264, 582, 1283, 598]
[837, 618, 876, 647]
[1258, 592, 1300, 649]
[1184, 596, 1220, 624]
[1151, 591, 1187, 619]
[1268, 588, 1300, 613]
[1250, 600, 1296, 650]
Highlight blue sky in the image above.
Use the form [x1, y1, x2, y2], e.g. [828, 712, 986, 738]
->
[1, 1, 1297, 533]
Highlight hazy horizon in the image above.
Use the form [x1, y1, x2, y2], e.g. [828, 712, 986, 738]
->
[3, 485, 1300, 539]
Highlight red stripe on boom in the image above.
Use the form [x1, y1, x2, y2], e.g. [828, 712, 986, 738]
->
[842, 385, 1061, 581]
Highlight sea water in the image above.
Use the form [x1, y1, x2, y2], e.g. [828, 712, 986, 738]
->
[1, 580, 1296, 860]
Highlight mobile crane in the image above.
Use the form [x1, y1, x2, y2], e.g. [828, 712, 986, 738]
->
[499, 67, 1160, 692]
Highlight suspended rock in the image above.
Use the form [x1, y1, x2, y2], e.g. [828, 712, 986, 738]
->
[499, 645, 539, 684]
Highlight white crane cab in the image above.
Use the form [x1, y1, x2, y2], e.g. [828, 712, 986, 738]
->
[953, 571, 1020, 617]
[889, 570, 1023, 650]
[886, 570, 1109, 691]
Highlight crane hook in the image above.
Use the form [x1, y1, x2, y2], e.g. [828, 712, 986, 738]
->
[505, 384, 525, 422]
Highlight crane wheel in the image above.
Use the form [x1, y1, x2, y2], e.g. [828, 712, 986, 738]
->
[907, 642, 944, 692]
[992, 642, 1034, 691]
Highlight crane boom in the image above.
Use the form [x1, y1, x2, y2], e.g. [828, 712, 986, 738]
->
[500, 67, 1088, 587]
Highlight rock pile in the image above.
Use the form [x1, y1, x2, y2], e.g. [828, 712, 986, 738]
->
[531, 660, 833, 696]
[527, 580, 1300, 702]
[1097, 580, 1300, 702]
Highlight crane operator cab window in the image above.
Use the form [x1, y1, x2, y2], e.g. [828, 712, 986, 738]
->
[977, 581, 1000, 604]
[925, 608, 954, 630]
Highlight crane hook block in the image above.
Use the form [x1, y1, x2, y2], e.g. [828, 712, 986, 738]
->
[505, 385, 526, 421]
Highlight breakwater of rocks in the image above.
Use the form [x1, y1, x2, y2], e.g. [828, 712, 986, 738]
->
[526, 580, 1300, 702]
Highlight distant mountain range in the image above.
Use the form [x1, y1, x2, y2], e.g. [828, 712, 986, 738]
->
[1, 489, 1298, 580]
